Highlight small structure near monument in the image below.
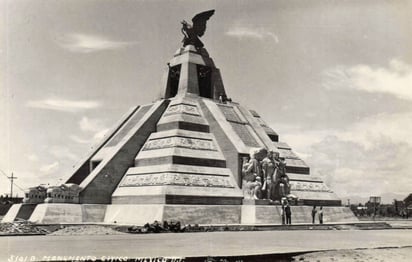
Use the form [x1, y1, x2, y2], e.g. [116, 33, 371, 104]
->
[2, 10, 356, 225]
[44, 184, 81, 204]
[23, 186, 47, 204]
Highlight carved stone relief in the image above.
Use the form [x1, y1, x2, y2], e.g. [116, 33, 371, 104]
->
[143, 136, 217, 151]
[120, 173, 234, 188]
[290, 181, 332, 192]
[164, 104, 200, 116]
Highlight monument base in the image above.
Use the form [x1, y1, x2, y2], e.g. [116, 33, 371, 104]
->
[28, 204, 107, 224]
[241, 205, 358, 224]
[104, 204, 242, 225]
[1, 204, 37, 223]
[4, 203, 357, 225]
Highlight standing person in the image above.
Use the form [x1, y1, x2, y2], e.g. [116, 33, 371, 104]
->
[318, 206, 324, 224]
[285, 203, 292, 225]
[311, 206, 317, 224]
[281, 203, 285, 225]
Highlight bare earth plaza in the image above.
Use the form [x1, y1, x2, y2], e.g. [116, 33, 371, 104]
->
[1, 1, 412, 261]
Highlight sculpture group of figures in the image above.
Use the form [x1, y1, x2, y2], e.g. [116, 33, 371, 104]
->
[23, 184, 81, 204]
[242, 148, 291, 201]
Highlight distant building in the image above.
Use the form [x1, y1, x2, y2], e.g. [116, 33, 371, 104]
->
[404, 193, 412, 207]
[404, 194, 412, 216]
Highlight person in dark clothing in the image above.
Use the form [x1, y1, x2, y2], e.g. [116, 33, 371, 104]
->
[285, 203, 292, 224]
[311, 206, 317, 224]
[318, 206, 324, 224]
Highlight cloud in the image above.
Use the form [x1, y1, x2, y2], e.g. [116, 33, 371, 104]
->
[70, 117, 109, 144]
[308, 135, 412, 200]
[39, 161, 59, 174]
[27, 154, 38, 162]
[93, 129, 109, 140]
[226, 26, 279, 43]
[337, 112, 412, 149]
[79, 116, 104, 132]
[27, 98, 101, 113]
[57, 33, 137, 53]
[69, 135, 90, 144]
[49, 146, 78, 161]
[70, 129, 109, 145]
[275, 111, 412, 201]
[280, 112, 412, 153]
[323, 59, 412, 101]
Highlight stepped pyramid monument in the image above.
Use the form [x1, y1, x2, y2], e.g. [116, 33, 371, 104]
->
[3, 10, 356, 225]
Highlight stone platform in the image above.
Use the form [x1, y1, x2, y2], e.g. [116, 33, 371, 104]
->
[3, 203, 357, 225]
[28, 204, 106, 224]
[104, 204, 242, 225]
[241, 205, 358, 224]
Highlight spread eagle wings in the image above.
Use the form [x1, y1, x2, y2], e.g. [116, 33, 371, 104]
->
[192, 10, 215, 37]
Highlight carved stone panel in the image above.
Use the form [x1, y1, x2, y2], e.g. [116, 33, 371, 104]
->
[164, 104, 200, 116]
[218, 105, 242, 122]
[278, 148, 299, 159]
[120, 173, 234, 188]
[142, 136, 217, 151]
[290, 181, 332, 192]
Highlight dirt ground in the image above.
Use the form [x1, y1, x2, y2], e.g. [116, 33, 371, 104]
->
[292, 246, 412, 262]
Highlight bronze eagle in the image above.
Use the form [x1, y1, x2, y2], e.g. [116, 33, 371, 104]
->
[181, 10, 215, 49]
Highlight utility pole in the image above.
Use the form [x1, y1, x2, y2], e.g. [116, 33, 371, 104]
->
[8, 172, 17, 198]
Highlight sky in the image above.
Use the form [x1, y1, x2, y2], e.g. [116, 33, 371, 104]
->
[1, 0, 411, 204]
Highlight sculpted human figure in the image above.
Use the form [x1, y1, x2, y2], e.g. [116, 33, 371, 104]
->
[241, 156, 251, 197]
[242, 150, 262, 199]
[261, 150, 277, 200]
[253, 177, 262, 199]
[272, 152, 291, 199]
[283, 157, 291, 193]
[278, 157, 290, 196]
[273, 152, 282, 180]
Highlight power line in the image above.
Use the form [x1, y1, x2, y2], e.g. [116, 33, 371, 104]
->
[11, 182, 25, 192]
[8, 172, 17, 197]
[0, 169, 25, 195]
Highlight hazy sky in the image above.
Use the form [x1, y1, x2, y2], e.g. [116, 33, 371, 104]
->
[1, 0, 411, 203]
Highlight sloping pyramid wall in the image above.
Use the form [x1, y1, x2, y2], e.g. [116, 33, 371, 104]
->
[77, 100, 169, 204]
[111, 95, 244, 205]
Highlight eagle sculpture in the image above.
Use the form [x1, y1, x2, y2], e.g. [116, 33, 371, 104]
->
[181, 10, 215, 49]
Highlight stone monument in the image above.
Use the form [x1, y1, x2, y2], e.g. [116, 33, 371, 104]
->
[3, 10, 357, 225]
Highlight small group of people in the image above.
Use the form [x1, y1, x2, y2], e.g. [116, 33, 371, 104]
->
[311, 206, 324, 224]
[242, 149, 290, 201]
[280, 203, 325, 225]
